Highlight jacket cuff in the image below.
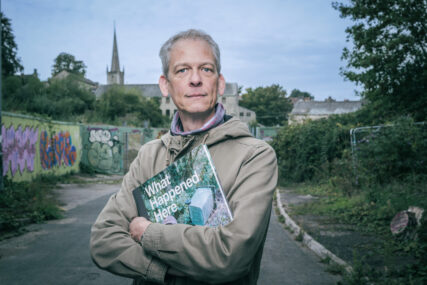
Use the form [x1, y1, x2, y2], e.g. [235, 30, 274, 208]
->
[146, 256, 168, 284]
[143, 223, 162, 258]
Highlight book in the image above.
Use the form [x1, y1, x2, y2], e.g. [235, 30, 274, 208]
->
[132, 144, 233, 227]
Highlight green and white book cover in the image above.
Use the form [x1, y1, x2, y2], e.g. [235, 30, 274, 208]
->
[132, 144, 233, 227]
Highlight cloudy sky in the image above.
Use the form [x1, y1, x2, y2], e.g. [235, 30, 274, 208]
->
[2, 0, 359, 101]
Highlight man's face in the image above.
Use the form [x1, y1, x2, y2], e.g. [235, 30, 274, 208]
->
[159, 39, 225, 118]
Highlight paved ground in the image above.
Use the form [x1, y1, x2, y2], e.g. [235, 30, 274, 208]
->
[258, 210, 341, 285]
[0, 178, 340, 284]
[0, 181, 129, 285]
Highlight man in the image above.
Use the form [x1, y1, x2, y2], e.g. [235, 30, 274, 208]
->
[90, 29, 277, 285]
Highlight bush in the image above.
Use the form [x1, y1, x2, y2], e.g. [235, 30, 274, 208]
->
[0, 176, 63, 232]
[271, 115, 353, 182]
[354, 118, 427, 184]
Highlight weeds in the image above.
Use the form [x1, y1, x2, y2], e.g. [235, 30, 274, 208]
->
[295, 230, 304, 242]
[0, 175, 63, 236]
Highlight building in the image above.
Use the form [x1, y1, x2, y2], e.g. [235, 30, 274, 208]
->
[289, 98, 362, 124]
[107, 27, 124, 85]
[94, 29, 256, 124]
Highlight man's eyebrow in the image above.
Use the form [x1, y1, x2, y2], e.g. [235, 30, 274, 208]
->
[174, 61, 215, 66]
[172, 62, 215, 70]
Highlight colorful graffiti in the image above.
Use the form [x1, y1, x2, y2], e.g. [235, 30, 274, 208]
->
[2, 125, 39, 176]
[40, 131, 77, 169]
[87, 128, 121, 173]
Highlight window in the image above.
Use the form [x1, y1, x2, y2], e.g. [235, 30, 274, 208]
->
[247, 112, 251, 117]
[166, 110, 170, 117]
[222, 97, 226, 103]
[240, 112, 244, 117]
[166, 97, 170, 104]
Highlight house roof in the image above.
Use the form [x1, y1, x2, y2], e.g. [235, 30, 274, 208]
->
[291, 100, 362, 116]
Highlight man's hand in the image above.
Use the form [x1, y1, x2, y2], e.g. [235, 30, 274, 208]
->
[129, 217, 152, 242]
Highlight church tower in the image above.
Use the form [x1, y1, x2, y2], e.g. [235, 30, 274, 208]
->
[107, 27, 124, 85]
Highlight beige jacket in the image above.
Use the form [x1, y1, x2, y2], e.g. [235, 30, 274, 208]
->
[90, 117, 278, 284]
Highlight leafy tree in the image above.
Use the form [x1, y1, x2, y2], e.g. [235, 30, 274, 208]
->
[52, 52, 87, 76]
[289, 89, 314, 100]
[40, 77, 95, 119]
[1, 12, 23, 77]
[2, 74, 45, 112]
[333, 0, 427, 121]
[96, 86, 167, 127]
[240, 84, 292, 126]
[2, 74, 95, 120]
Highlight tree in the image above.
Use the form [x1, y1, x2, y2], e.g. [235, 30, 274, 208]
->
[240, 84, 293, 126]
[96, 86, 167, 127]
[1, 12, 23, 77]
[333, 0, 427, 121]
[52, 52, 87, 76]
[289, 89, 314, 100]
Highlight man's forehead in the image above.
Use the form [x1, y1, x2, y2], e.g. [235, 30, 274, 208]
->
[170, 39, 214, 59]
[170, 39, 216, 68]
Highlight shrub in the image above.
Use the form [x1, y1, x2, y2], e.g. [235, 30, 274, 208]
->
[0, 176, 63, 232]
[354, 118, 427, 184]
[271, 115, 353, 182]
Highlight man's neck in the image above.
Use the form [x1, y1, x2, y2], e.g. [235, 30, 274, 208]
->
[179, 110, 216, 132]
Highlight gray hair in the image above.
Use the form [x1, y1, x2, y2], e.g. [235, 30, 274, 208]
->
[159, 29, 221, 78]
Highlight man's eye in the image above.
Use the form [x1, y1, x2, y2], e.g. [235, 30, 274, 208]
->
[202, 67, 214, 73]
[177, 68, 188, 73]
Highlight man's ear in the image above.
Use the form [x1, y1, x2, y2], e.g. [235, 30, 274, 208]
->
[218, 74, 226, 96]
[159, 75, 169, 97]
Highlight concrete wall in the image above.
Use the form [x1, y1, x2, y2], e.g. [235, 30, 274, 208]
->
[2, 112, 169, 182]
[2, 112, 82, 182]
[80, 124, 168, 175]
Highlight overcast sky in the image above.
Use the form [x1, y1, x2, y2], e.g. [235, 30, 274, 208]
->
[2, 0, 359, 101]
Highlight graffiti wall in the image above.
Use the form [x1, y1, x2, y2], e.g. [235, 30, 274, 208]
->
[81, 125, 168, 174]
[1, 112, 168, 180]
[81, 126, 123, 174]
[2, 112, 81, 182]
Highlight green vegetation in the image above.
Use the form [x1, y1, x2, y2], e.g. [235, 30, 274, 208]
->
[1, 12, 167, 128]
[51, 52, 87, 76]
[1, 12, 23, 77]
[3, 74, 96, 122]
[94, 85, 168, 127]
[0, 176, 64, 236]
[332, 0, 427, 122]
[289, 89, 314, 100]
[240, 84, 293, 126]
[272, 116, 427, 283]
[270, 1, 427, 282]
[2, 73, 168, 127]
[0, 172, 113, 239]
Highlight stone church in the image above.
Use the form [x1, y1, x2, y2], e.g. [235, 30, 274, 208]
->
[94, 29, 256, 124]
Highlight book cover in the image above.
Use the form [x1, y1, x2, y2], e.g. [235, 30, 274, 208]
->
[132, 144, 233, 227]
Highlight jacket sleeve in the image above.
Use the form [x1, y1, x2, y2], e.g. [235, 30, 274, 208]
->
[90, 145, 169, 284]
[142, 143, 278, 283]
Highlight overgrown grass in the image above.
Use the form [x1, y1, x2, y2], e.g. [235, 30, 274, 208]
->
[0, 175, 64, 237]
[288, 176, 427, 284]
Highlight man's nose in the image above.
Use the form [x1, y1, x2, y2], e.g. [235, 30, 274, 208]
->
[189, 70, 202, 87]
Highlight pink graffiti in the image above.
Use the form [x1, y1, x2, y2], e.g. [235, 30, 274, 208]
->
[40, 131, 77, 169]
[2, 125, 39, 176]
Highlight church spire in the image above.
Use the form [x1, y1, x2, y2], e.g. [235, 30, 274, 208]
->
[107, 24, 124, 85]
[110, 26, 120, 72]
